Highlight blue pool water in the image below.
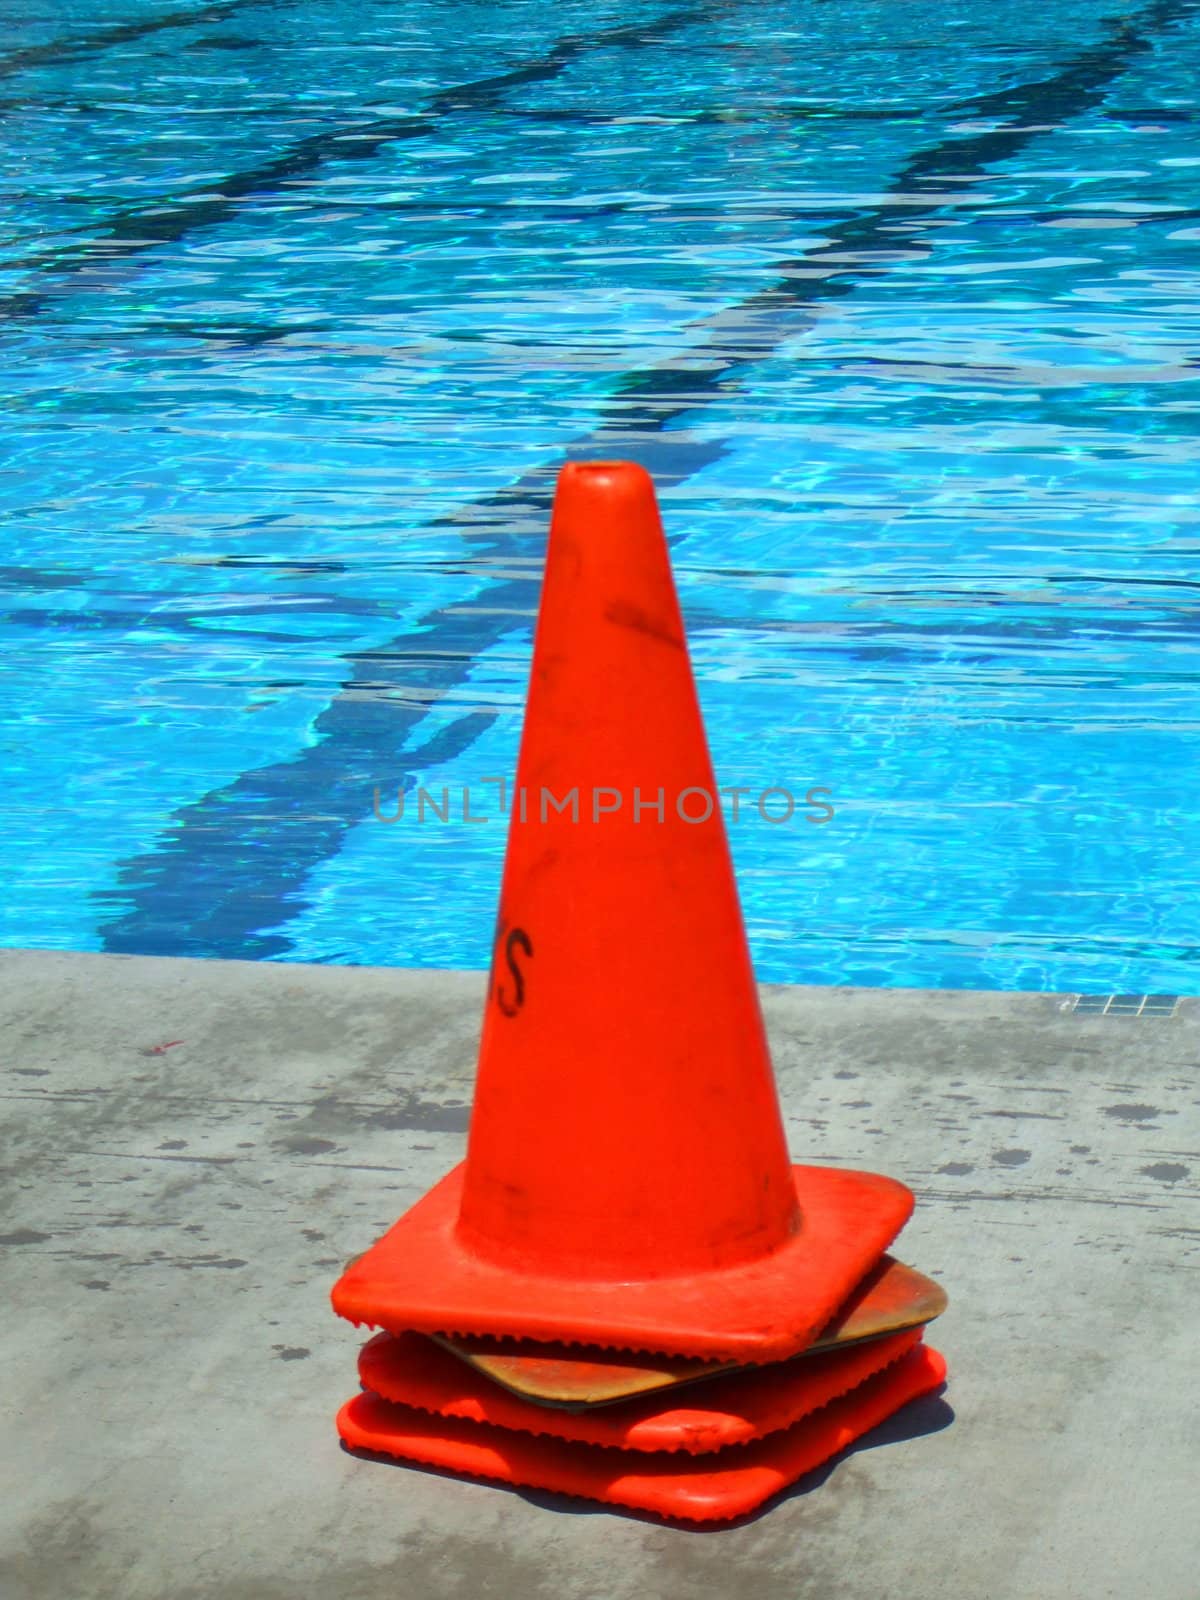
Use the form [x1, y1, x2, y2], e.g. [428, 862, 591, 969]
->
[3, 0, 1199, 990]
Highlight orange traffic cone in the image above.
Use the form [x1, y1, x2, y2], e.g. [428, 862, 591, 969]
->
[333, 461, 912, 1361]
[333, 461, 947, 1520]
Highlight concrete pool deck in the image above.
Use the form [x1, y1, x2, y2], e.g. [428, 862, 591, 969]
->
[1, 948, 1197, 1599]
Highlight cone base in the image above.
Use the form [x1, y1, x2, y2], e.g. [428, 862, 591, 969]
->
[358, 1327, 922, 1453]
[332, 1161, 914, 1362]
[338, 1343, 947, 1522]
[434, 1255, 947, 1407]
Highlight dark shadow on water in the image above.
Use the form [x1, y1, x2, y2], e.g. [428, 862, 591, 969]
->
[340, 1386, 955, 1532]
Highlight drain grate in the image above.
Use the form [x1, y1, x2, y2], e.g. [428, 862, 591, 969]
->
[1070, 994, 1179, 1017]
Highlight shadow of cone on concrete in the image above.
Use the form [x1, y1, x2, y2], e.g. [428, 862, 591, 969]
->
[333, 461, 947, 1520]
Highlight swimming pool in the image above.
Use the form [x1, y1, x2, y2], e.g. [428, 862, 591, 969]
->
[3, 0, 1199, 990]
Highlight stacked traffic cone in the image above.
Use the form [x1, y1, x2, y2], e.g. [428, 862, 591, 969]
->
[332, 462, 947, 1522]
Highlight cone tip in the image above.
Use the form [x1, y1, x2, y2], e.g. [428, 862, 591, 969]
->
[556, 459, 656, 501]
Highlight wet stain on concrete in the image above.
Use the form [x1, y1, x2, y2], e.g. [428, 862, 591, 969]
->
[276, 1135, 338, 1155]
[10, 1068, 49, 1076]
[365, 1095, 470, 1133]
[158, 1140, 187, 1151]
[985, 1109, 1064, 1121]
[174, 1257, 248, 1270]
[0, 1228, 52, 1245]
[1140, 1162, 1189, 1183]
[1104, 1103, 1163, 1122]
[272, 1345, 311, 1361]
[937, 1162, 974, 1176]
[992, 1149, 1031, 1167]
[82, 1280, 109, 1291]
